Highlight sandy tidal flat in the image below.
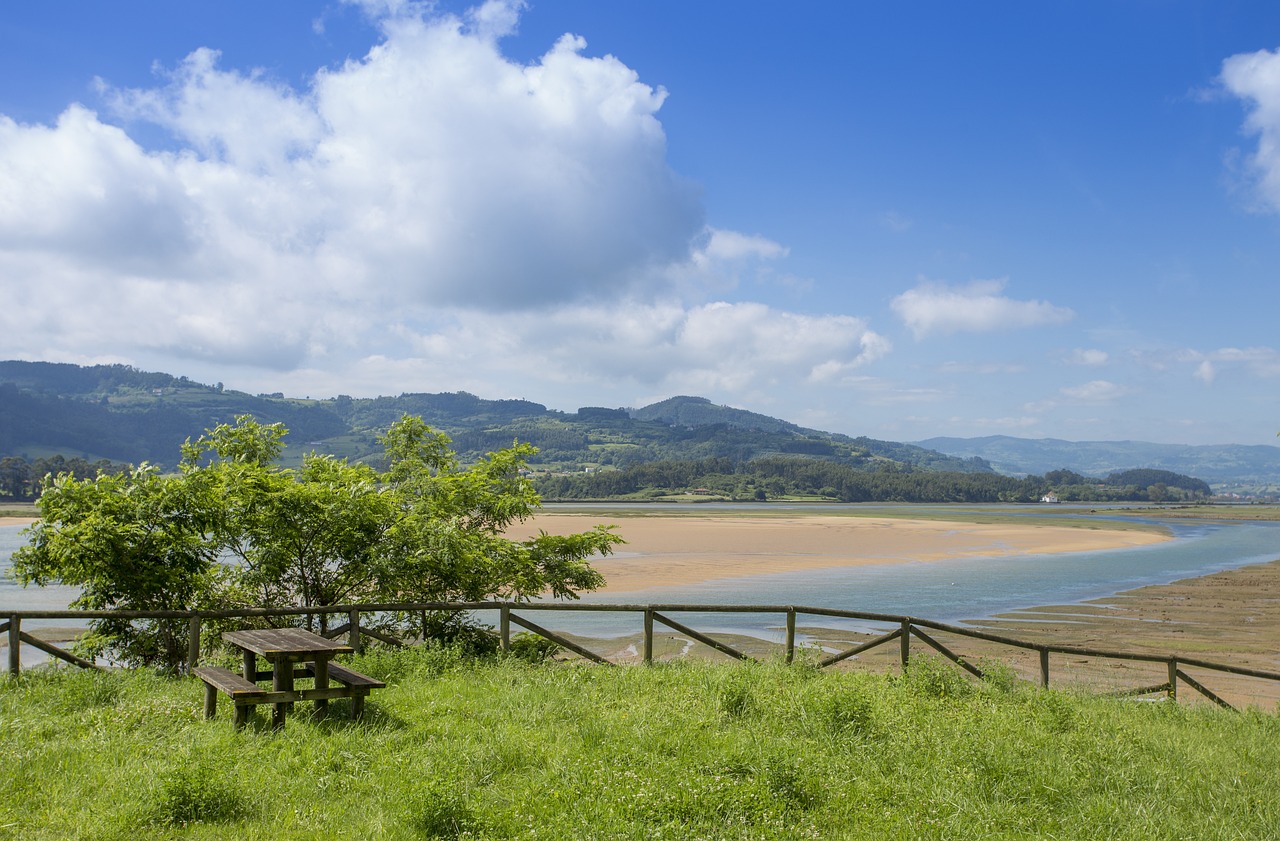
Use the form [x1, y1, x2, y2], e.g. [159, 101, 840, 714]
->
[508, 513, 1168, 593]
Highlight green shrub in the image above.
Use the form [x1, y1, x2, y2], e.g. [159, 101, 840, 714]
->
[506, 632, 562, 663]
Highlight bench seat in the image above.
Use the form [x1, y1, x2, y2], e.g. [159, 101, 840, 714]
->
[323, 662, 386, 689]
[194, 665, 267, 728]
[307, 661, 384, 718]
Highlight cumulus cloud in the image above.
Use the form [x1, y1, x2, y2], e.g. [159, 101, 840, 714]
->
[0, 0, 899, 408]
[388, 300, 890, 395]
[890, 279, 1074, 339]
[1220, 47, 1280, 210]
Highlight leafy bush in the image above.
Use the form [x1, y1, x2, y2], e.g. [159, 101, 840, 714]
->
[507, 632, 562, 663]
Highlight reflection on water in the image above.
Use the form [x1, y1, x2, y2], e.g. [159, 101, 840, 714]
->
[5, 509, 1279, 642]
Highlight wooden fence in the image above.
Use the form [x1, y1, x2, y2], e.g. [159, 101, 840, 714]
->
[5, 601, 1280, 710]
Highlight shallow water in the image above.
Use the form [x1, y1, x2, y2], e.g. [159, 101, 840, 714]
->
[4, 508, 1278, 642]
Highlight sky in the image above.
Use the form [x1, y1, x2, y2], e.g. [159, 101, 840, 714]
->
[3, 1, 1280, 447]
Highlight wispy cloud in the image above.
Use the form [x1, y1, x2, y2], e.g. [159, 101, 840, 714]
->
[1178, 346, 1280, 385]
[880, 210, 913, 233]
[1067, 348, 1109, 367]
[890, 279, 1074, 339]
[1059, 380, 1130, 402]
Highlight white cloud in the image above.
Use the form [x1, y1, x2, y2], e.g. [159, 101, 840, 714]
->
[1068, 348, 1109, 367]
[1059, 380, 1129, 402]
[441, 300, 889, 392]
[1179, 346, 1280, 384]
[890, 279, 1074, 339]
[1220, 46, 1280, 210]
[699, 229, 788, 263]
[0, 0, 907, 418]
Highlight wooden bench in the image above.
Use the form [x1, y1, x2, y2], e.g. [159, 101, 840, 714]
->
[195, 661, 385, 729]
[194, 665, 267, 729]
[315, 662, 385, 720]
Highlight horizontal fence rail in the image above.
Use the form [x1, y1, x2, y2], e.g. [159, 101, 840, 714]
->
[5, 602, 1280, 711]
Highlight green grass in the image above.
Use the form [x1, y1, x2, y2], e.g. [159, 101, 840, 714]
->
[2, 650, 1278, 839]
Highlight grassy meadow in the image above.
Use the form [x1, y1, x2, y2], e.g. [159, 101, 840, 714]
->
[2, 646, 1278, 840]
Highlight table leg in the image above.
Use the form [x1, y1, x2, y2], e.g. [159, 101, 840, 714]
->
[314, 659, 330, 718]
[272, 659, 293, 729]
[241, 649, 256, 682]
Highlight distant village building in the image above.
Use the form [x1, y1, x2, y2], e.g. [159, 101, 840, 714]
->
[1040, 492, 1060, 504]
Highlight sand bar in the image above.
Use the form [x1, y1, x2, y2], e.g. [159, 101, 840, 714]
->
[0, 517, 37, 528]
[508, 513, 1168, 593]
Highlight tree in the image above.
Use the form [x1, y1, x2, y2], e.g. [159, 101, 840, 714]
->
[13, 464, 223, 669]
[14, 414, 622, 668]
[374, 416, 616, 640]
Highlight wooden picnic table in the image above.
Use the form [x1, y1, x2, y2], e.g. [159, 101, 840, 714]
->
[206, 628, 382, 729]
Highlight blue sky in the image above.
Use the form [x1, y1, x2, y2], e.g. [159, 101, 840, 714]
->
[3, 1, 1280, 446]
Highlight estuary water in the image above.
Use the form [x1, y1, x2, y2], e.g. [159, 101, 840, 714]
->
[3, 508, 1279, 641]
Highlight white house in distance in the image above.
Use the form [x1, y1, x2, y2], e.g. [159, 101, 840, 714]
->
[1041, 492, 1061, 504]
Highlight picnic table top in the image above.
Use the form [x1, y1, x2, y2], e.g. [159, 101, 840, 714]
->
[223, 628, 354, 660]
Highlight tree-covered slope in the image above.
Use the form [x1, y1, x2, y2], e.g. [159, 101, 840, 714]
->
[0, 362, 986, 476]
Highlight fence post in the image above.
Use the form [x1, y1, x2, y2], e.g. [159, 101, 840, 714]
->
[1039, 647, 1050, 689]
[348, 609, 362, 654]
[7, 614, 18, 676]
[500, 604, 511, 653]
[1168, 658, 1178, 701]
[187, 615, 201, 672]
[643, 609, 654, 664]
[785, 608, 796, 664]
[900, 618, 911, 671]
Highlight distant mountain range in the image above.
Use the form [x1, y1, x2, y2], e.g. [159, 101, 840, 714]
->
[4, 360, 1275, 493]
[914, 435, 1280, 492]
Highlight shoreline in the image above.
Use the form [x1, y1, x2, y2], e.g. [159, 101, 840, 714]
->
[0, 517, 36, 528]
[509, 512, 1170, 593]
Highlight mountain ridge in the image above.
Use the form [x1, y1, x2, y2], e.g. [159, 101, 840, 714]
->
[0, 360, 983, 476]
[914, 434, 1280, 491]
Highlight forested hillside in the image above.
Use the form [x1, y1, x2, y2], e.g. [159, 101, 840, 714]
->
[0, 361, 985, 499]
[535, 455, 1212, 503]
[0, 361, 1220, 503]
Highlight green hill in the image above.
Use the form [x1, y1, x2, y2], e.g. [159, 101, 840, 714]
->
[0, 361, 985, 479]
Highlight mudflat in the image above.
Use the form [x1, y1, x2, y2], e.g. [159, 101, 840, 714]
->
[508, 512, 1169, 593]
